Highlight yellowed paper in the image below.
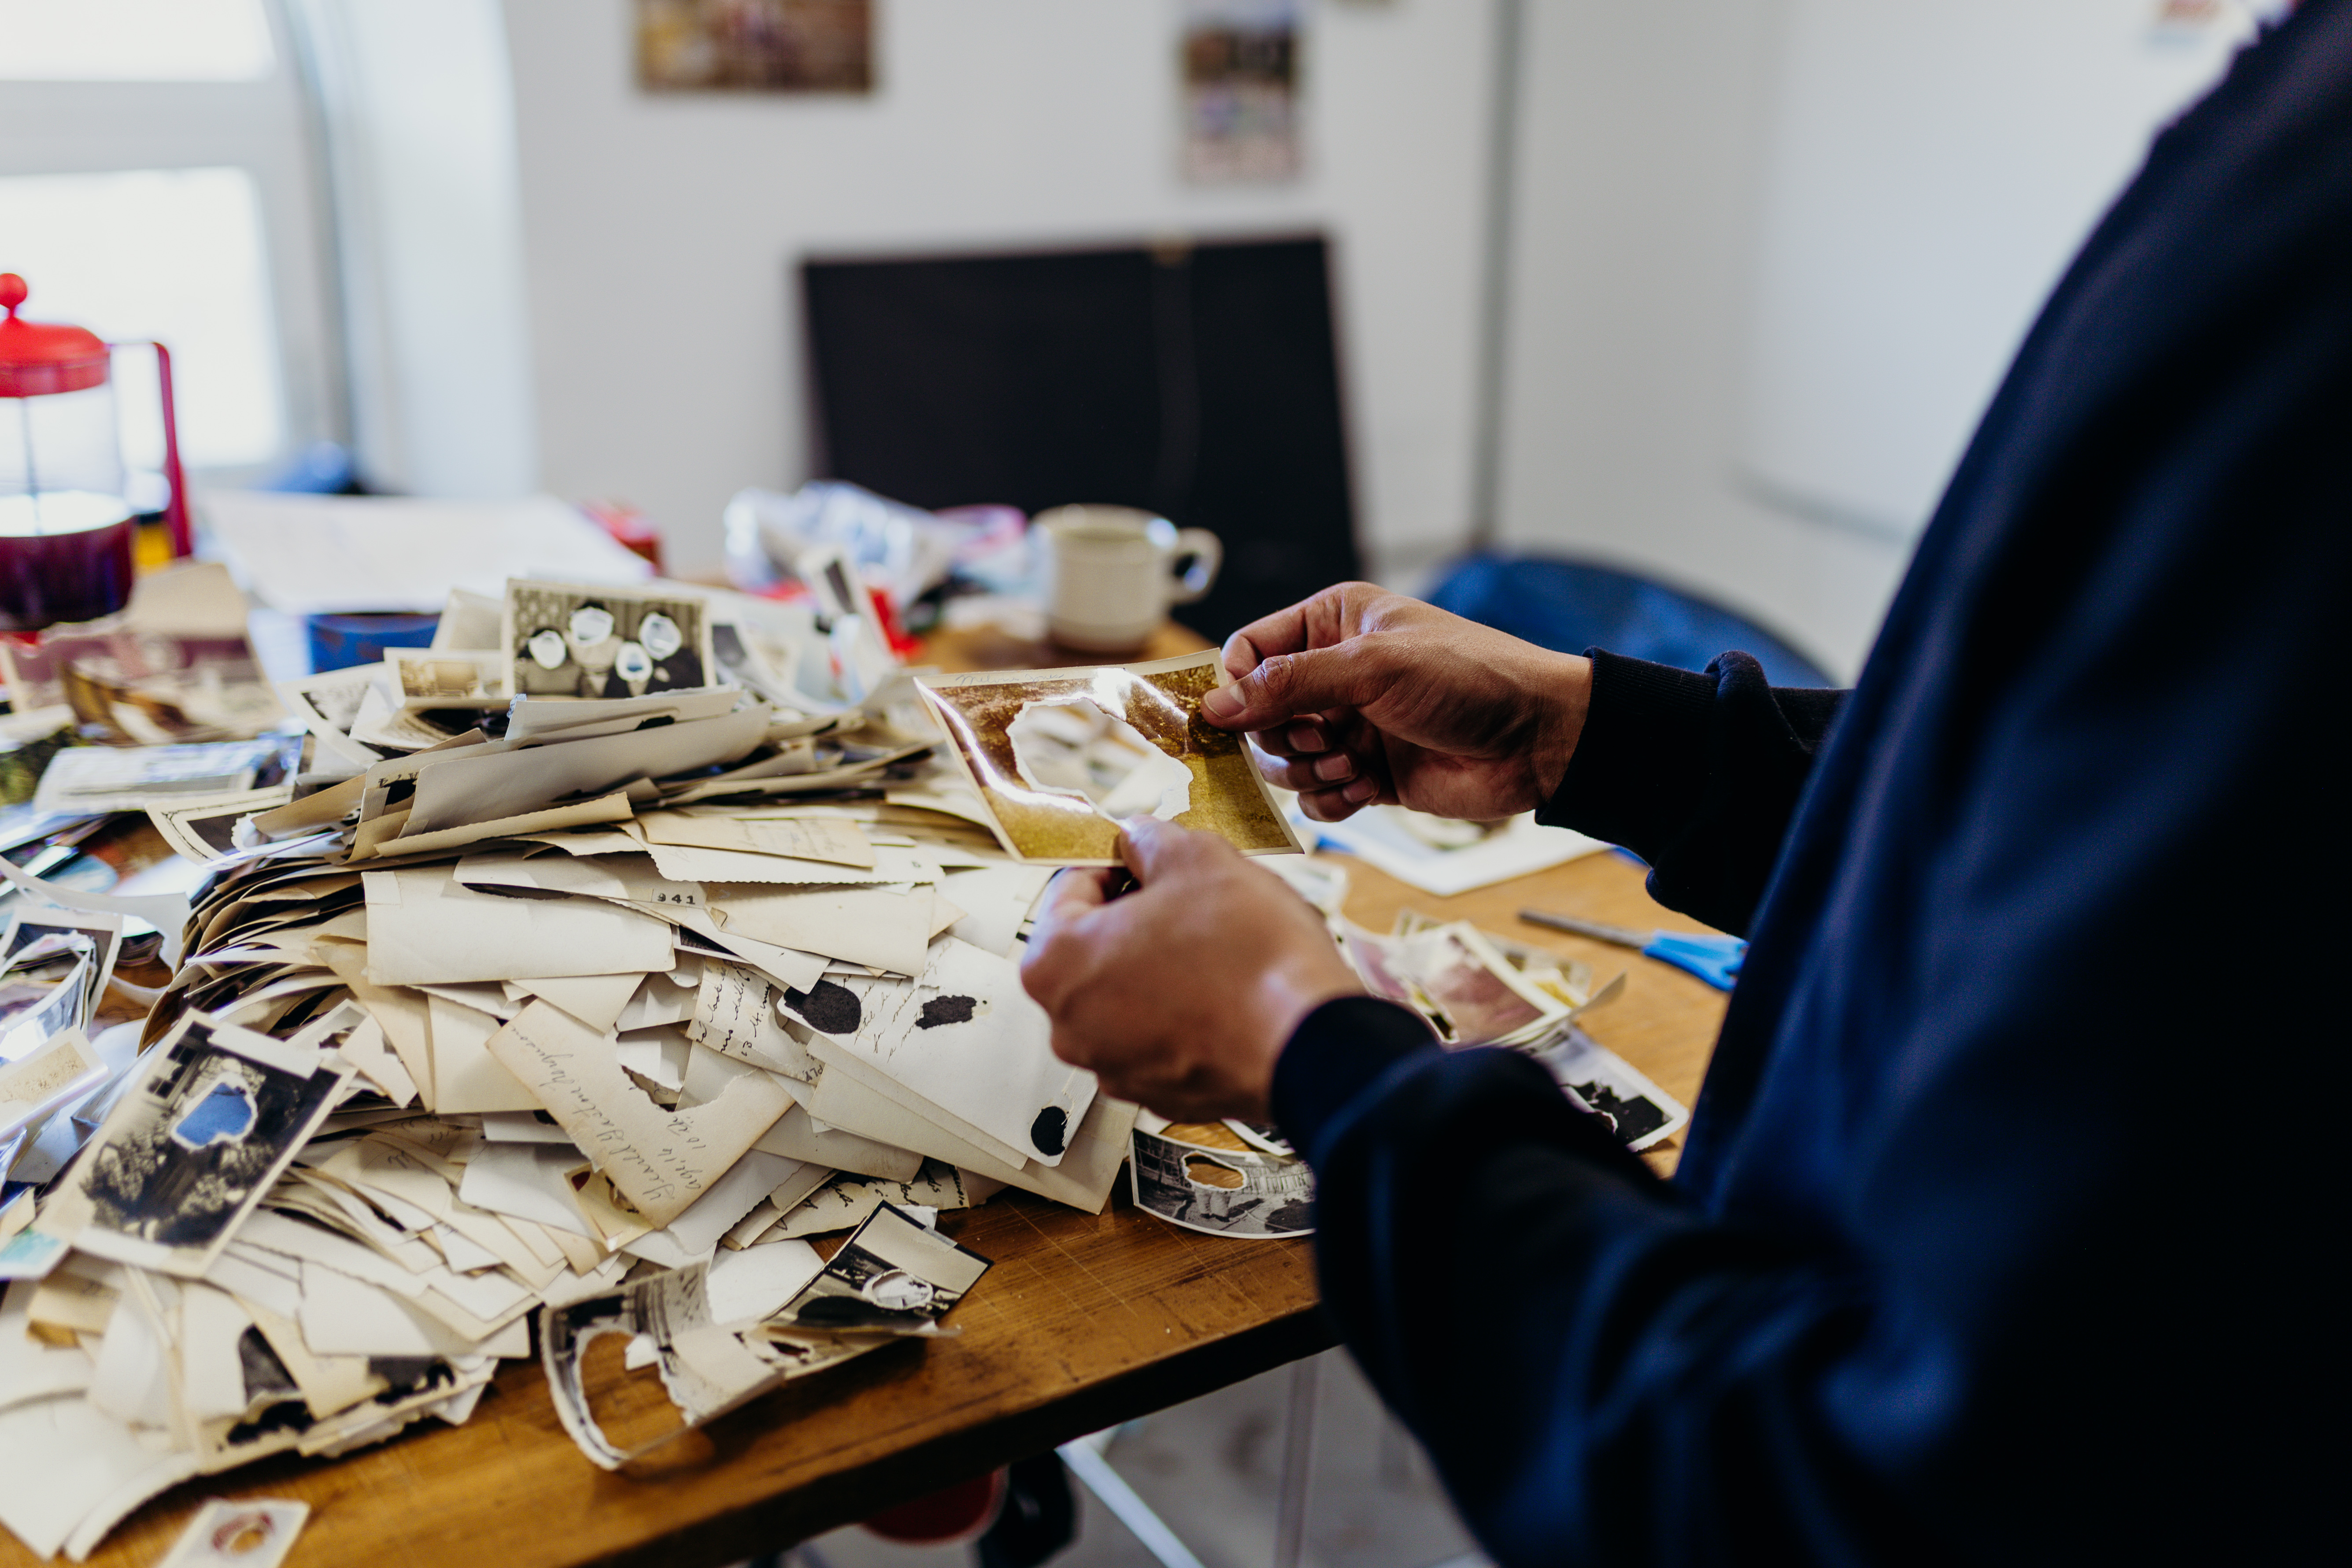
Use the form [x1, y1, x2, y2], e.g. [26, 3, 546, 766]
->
[484, 1000, 793, 1227]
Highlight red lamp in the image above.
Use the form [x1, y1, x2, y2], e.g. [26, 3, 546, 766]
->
[0, 271, 192, 632]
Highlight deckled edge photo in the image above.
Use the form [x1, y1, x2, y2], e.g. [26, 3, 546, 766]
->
[916, 650, 1304, 866]
[500, 578, 718, 704]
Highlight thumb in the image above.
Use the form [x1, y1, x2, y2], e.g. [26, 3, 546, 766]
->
[1200, 645, 1380, 730]
[1115, 814, 1218, 882]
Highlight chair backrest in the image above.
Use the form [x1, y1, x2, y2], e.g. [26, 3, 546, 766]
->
[1425, 554, 1836, 688]
[802, 235, 1362, 641]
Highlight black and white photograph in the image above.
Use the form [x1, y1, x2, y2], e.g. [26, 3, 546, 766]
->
[502, 579, 716, 702]
[47, 1011, 350, 1277]
[1529, 1025, 1690, 1153]
[0, 906, 121, 1044]
[772, 1202, 991, 1332]
[1131, 1124, 1316, 1239]
[387, 647, 508, 710]
[144, 786, 292, 865]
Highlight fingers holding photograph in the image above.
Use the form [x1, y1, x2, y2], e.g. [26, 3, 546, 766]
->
[503, 580, 716, 700]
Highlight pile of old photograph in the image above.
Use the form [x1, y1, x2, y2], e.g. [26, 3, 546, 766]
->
[0, 562, 1679, 1558]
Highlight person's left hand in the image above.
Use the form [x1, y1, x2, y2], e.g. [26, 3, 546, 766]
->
[1020, 816, 1363, 1122]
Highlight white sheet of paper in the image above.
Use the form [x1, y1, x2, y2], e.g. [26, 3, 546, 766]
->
[939, 863, 1057, 957]
[1303, 806, 1612, 897]
[0, 1393, 196, 1559]
[714, 884, 933, 976]
[704, 1237, 825, 1323]
[362, 866, 674, 986]
[424, 994, 542, 1114]
[638, 810, 875, 869]
[200, 491, 654, 616]
[751, 1101, 925, 1183]
[822, 937, 1096, 1166]
[621, 1150, 804, 1271]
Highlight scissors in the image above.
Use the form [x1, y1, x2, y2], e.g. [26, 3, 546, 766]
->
[1517, 909, 1747, 991]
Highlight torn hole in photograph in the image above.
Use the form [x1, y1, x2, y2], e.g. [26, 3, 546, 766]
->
[1006, 698, 1192, 823]
[170, 1074, 258, 1151]
[1183, 1153, 1247, 1191]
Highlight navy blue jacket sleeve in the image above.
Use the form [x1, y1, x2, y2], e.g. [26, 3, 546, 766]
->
[1539, 650, 1846, 939]
[1276, 1003, 1908, 1567]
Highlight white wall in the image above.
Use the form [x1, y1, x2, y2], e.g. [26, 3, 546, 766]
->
[295, 0, 540, 500]
[1493, 0, 1911, 681]
[500, 0, 1498, 579]
[1739, 0, 2252, 538]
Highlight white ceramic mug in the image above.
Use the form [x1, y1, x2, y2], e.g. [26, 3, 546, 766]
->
[1032, 505, 1222, 654]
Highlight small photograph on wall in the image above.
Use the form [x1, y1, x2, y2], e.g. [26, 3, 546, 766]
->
[1181, 0, 1302, 183]
[636, 0, 872, 93]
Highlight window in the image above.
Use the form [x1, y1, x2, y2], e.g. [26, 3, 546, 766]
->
[0, 0, 339, 490]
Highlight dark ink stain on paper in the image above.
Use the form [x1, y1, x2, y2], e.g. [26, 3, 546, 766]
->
[784, 979, 862, 1035]
[916, 995, 977, 1030]
[1030, 1105, 1069, 1156]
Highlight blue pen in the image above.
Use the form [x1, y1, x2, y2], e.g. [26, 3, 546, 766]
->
[1517, 909, 1747, 991]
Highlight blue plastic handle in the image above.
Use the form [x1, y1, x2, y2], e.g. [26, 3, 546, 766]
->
[1641, 930, 1748, 991]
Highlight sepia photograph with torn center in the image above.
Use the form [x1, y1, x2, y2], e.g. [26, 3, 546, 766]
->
[915, 650, 1303, 864]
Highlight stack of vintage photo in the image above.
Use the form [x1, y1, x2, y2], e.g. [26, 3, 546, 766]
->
[1, 570, 1678, 1558]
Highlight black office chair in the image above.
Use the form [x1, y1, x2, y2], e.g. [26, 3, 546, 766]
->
[1424, 554, 1837, 688]
[800, 235, 1363, 643]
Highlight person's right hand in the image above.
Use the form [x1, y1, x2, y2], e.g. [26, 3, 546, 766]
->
[1200, 583, 1593, 824]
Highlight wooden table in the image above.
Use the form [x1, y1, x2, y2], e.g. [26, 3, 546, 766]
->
[17, 623, 1731, 1568]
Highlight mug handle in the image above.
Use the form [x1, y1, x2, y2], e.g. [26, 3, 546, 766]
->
[1166, 529, 1222, 605]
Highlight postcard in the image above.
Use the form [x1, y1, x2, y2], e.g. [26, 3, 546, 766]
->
[43, 1012, 352, 1278]
[917, 651, 1302, 865]
[502, 578, 717, 702]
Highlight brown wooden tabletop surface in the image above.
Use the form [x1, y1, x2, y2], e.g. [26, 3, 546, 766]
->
[15, 620, 1731, 1568]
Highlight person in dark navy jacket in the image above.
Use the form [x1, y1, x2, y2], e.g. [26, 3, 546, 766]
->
[1020, 5, 2343, 1561]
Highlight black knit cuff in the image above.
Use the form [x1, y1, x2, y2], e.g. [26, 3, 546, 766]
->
[1270, 995, 1439, 1157]
[1539, 648, 1718, 850]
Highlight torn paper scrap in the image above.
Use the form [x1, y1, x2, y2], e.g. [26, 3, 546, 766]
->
[485, 1000, 791, 1227]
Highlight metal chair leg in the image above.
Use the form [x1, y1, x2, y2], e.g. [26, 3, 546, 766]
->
[1273, 1355, 1320, 1568]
